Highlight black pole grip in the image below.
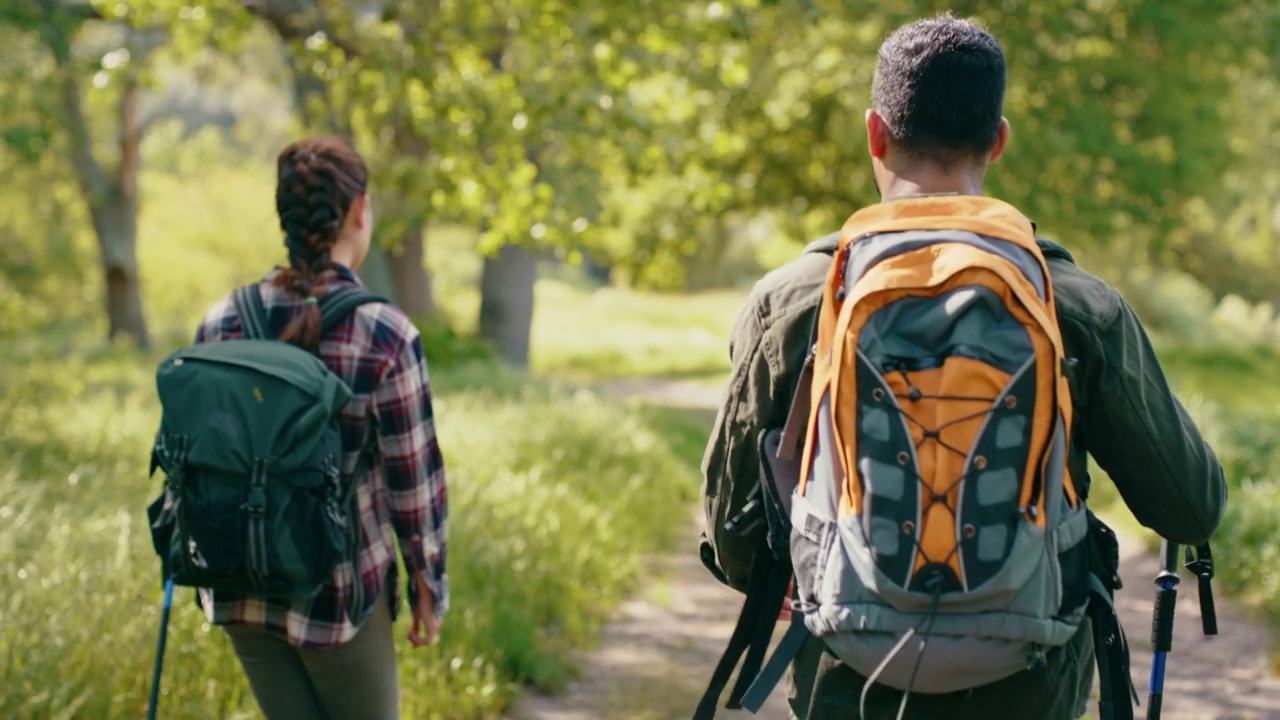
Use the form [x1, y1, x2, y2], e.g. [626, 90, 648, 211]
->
[1150, 584, 1178, 653]
[1151, 540, 1180, 653]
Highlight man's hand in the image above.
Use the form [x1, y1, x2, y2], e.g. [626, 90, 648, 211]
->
[408, 572, 441, 648]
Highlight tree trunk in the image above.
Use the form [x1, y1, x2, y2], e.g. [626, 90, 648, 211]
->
[478, 244, 536, 367]
[100, 215, 148, 347]
[100, 35, 149, 348]
[386, 221, 435, 321]
[43, 6, 151, 349]
[581, 251, 613, 284]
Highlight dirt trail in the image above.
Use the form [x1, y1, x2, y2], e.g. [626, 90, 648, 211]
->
[512, 379, 1280, 720]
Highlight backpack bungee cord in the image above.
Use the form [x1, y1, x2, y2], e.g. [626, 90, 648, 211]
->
[1147, 540, 1217, 720]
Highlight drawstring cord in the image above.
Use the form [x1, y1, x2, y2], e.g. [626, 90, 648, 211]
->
[860, 573, 946, 720]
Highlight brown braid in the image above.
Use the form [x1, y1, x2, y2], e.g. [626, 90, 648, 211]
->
[272, 136, 369, 349]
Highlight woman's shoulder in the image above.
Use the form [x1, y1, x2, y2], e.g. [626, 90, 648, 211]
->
[193, 291, 241, 343]
[346, 296, 421, 354]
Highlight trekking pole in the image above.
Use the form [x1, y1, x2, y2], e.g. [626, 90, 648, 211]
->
[146, 577, 175, 720]
[1147, 540, 1180, 720]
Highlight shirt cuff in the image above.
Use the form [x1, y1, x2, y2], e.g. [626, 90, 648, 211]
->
[402, 535, 448, 620]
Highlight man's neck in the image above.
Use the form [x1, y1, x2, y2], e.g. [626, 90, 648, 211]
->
[879, 163, 986, 202]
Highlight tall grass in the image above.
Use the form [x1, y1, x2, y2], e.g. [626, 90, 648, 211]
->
[0, 336, 703, 719]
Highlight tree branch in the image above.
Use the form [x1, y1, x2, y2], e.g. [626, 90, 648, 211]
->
[241, 0, 361, 58]
[35, 0, 111, 211]
[116, 28, 142, 216]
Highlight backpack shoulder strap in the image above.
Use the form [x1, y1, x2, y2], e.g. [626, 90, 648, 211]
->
[773, 232, 839, 461]
[318, 287, 391, 337]
[776, 312, 819, 462]
[232, 284, 272, 340]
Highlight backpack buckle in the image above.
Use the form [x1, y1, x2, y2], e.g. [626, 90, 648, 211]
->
[243, 460, 269, 516]
[244, 488, 267, 516]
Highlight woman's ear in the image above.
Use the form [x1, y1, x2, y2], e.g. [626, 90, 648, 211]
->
[349, 193, 370, 230]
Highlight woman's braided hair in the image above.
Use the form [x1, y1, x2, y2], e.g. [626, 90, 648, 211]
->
[272, 136, 369, 349]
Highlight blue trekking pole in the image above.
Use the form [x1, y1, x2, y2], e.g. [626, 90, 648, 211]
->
[1147, 540, 1217, 720]
[1147, 540, 1180, 719]
[146, 577, 175, 720]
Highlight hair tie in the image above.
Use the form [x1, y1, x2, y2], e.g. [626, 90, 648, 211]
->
[305, 296, 319, 304]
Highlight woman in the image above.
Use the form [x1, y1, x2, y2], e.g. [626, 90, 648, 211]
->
[191, 136, 448, 719]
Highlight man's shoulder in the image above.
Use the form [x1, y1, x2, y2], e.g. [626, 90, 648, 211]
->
[1039, 239, 1122, 331]
[743, 232, 839, 324]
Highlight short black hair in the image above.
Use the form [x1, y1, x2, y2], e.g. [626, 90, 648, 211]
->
[872, 14, 1006, 165]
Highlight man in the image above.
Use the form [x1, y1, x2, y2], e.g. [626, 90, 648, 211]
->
[699, 14, 1226, 720]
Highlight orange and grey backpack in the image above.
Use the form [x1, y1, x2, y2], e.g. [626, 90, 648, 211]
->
[697, 197, 1136, 720]
[789, 195, 1089, 712]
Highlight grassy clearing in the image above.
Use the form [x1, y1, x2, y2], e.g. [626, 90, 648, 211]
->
[0, 335, 704, 719]
[418, 221, 743, 383]
[529, 281, 741, 382]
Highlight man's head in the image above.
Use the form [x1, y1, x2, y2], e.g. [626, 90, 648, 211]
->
[866, 14, 1010, 197]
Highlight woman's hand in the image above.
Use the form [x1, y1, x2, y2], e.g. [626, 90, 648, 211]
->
[408, 572, 442, 648]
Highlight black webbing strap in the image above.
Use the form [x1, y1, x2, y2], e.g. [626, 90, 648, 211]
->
[1088, 573, 1137, 720]
[726, 559, 794, 708]
[694, 552, 790, 719]
[739, 610, 809, 712]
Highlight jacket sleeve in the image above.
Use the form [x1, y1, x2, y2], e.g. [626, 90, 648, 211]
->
[1080, 294, 1227, 545]
[372, 328, 449, 618]
[699, 294, 780, 587]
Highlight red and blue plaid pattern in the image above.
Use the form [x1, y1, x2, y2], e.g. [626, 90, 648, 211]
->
[191, 264, 448, 648]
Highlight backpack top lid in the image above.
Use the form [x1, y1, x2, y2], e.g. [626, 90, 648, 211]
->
[155, 339, 353, 475]
[837, 195, 1041, 256]
[816, 195, 1065, 382]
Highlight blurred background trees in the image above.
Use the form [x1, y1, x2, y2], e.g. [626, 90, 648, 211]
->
[1, 0, 1276, 361]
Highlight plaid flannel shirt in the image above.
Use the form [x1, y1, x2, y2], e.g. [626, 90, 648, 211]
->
[191, 263, 449, 649]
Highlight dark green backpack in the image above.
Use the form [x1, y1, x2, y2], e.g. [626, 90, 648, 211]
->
[146, 284, 386, 599]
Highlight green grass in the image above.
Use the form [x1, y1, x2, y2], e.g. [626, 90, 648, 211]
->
[529, 281, 741, 382]
[0, 335, 704, 720]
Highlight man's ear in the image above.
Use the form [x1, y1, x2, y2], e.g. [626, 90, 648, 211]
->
[866, 109, 890, 160]
[989, 118, 1010, 163]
